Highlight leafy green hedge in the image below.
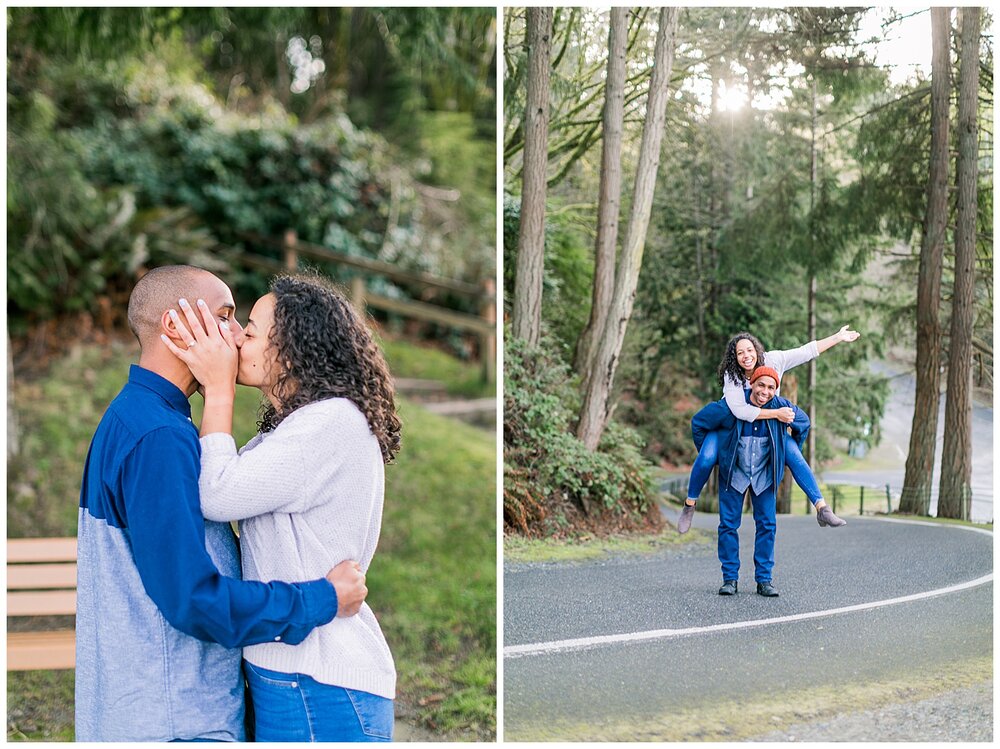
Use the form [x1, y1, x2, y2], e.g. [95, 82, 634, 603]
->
[7, 59, 426, 327]
[503, 334, 658, 537]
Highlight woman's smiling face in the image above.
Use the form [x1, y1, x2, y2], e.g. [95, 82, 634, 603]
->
[735, 338, 758, 372]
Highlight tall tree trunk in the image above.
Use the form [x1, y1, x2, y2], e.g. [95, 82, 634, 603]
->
[938, 7, 980, 520]
[694, 169, 707, 376]
[275, 31, 291, 108]
[575, 7, 627, 384]
[899, 7, 951, 516]
[577, 7, 679, 450]
[776, 374, 798, 514]
[805, 75, 818, 471]
[705, 66, 720, 350]
[511, 7, 554, 345]
[7, 332, 18, 459]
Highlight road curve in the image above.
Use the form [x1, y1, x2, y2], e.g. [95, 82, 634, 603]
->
[503, 514, 993, 741]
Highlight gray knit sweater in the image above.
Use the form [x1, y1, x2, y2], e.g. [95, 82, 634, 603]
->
[199, 397, 396, 699]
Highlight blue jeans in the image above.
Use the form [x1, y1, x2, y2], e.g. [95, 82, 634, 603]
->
[688, 430, 823, 504]
[244, 661, 393, 742]
[718, 483, 777, 583]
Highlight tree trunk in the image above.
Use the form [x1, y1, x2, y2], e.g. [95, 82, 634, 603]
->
[574, 7, 627, 383]
[577, 7, 679, 450]
[776, 374, 798, 514]
[511, 7, 554, 345]
[806, 274, 817, 468]
[275, 31, 291, 108]
[899, 7, 950, 516]
[805, 75, 818, 472]
[694, 169, 707, 377]
[7, 332, 18, 459]
[938, 7, 980, 520]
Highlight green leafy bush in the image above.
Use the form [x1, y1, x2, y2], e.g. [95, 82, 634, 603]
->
[503, 334, 659, 537]
[71, 71, 429, 298]
[8, 54, 479, 330]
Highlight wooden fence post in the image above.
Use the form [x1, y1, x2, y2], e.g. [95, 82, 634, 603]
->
[350, 276, 366, 314]
[480, 278, 496, 383]
[283, 229, 298, 271]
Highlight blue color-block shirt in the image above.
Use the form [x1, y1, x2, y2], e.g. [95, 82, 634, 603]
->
[75, 365, 338, 742]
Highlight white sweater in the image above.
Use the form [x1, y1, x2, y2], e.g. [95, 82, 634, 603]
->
[722, 340, 819, 422]
[198, 397, 395, 699]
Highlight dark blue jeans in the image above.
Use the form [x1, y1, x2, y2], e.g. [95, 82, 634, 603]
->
[687, 429, 822, 504]
[718, 483, 777, 583]
[244, 661, 393, 742]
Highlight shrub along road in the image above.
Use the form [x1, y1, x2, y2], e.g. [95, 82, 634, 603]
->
[503, 513, 993, 741]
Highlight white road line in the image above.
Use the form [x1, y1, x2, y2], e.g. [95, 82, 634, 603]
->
[504, 518, 993, 659]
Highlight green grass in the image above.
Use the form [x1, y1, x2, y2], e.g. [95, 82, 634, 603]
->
[6, 671, 75, 742]
[504, 528, 709, 564]
[374, 399, 496, 737]
[7, 336, 496, 741]
[379, 335, 494, 398]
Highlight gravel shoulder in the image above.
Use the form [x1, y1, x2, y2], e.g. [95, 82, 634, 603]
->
[750, 680, 993, 742]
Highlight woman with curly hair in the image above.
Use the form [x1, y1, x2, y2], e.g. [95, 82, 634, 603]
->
[164, 273, 400, 742]
[676, 326, 859, 535]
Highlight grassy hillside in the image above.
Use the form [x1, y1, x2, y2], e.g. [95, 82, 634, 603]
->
[7, 336, 496, 740]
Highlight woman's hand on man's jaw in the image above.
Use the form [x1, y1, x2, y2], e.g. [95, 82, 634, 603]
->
[161, 297, 238, 399]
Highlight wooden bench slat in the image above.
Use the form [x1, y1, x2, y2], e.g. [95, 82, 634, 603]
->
[7, 562, 77, 589]
[7, 537, 78, 671]
[8, 589, 77, 616]
[8, 538, 78, 563]
[8, 631, 76, 670]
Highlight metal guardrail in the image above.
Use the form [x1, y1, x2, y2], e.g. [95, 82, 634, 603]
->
[657, 475, 979, 520]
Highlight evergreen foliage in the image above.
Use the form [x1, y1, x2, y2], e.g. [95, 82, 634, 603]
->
[7, 7, 496, 332]
[503, 335, 658, 537]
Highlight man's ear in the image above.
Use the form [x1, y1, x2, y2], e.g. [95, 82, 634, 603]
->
[160, 308, 193, 343]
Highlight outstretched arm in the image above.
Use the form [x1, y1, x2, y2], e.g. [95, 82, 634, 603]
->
[816, 324, 861, 355]
[765, 325, 858, 377]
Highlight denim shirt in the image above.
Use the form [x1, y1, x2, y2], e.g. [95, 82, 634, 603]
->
[730, 418, 773, 496]
[75, 365, 338, 741]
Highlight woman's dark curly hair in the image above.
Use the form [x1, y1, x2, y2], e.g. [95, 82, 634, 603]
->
[258, 273, 401, 464]
[717, 331, 766, 388]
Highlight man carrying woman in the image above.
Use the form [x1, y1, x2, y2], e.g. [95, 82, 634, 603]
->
[677, 326, 859, 534]
[678, 326, 861, 594]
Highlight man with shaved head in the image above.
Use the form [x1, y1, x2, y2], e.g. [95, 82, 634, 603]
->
[76, 265, 368, 742]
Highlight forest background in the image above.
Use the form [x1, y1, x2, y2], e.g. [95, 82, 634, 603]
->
[503, 6, 993, 538]
[7, 7, 496, 741]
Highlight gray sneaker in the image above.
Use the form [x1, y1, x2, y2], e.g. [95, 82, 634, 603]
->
[677, 503, 696, 534]
[816, 505, 847, 527]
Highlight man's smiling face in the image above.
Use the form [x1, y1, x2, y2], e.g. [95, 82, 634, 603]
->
[750, 375, 777, 406]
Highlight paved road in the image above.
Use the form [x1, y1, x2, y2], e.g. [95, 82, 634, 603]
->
[503, 514, 993, 741]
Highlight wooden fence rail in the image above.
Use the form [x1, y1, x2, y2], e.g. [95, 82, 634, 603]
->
[236, 230, 495, 382]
